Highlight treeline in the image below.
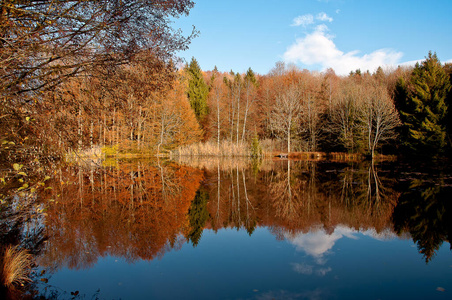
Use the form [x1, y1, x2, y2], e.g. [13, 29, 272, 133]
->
[189, 52, 451, 159]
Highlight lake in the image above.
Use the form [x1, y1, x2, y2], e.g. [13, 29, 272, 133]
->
[32, 157, 452, 299]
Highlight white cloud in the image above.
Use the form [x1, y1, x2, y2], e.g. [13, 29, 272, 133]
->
[399, 59, 423, 67]
[316, 12, 333, 22]
[283, 25, 404, 75]
[291, 14, 314, 27]
[292, 12, 333, 27]
[336, 9, 340, 14]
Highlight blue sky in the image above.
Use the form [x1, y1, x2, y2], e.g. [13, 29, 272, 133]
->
[173, 0, 452, 75]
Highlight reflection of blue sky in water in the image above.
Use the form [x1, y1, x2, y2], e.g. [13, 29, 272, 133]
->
[285, 225, 398, 276]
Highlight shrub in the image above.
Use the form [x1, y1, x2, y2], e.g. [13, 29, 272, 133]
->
[0, 245, 33, 288]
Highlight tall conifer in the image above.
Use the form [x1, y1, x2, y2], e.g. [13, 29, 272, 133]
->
[397, 52, 450, 156]
[186, 57, 209, 123]
[443, 63, 452, 152]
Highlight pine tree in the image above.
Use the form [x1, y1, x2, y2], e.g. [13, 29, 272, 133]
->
[398, 52, 450, 156]
[185, 57, 209, 123]
[443, 63, 452, 153]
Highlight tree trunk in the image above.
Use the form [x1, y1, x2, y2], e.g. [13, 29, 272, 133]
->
[287, 126, 291, 153]
[217, 93, 220, 153]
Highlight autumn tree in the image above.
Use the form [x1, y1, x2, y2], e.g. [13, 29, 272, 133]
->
[153, 74, 203, 154]
[0, 0, 196, 177]
[242, 68, 258, 142]
[0, 0, 195, 98]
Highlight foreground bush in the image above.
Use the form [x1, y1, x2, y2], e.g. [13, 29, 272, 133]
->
[0, 245, 32, 288]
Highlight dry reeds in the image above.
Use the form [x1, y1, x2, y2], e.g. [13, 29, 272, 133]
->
[175, 141, 250, 157]
[287, 152, 326, 160]
[1, 245, 33, 288]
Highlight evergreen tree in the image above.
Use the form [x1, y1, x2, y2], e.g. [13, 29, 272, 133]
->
[244, 67, 257, 86]
[394, 77, 412, 146]
[186, 57, 209, 123]
[397, 52, 450, 156]
[443, 63, 452, 152]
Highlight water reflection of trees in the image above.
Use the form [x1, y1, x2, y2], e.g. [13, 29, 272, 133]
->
[206, 163, 258, 235]
[39, 158, 452, 271]
[325, 161, 398, 231]
[393, 178, 452, 263]
[186, 188, 209, 246]
[203, 160, 399, 236]
[39, 160, 203, 270]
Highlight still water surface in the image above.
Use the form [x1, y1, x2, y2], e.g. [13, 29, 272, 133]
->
[36, 158, 452, 299]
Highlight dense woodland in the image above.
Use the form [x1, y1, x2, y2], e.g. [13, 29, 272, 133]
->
[189, 53, 452, 159]
[4, 49, 452, 168]
[1, 1, 452, 185]
[1, 0, 198, 202]
[1, 1, 451, 295]
[1, 1, 451, 229]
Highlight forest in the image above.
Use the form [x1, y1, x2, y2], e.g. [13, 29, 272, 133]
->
[1, 1, 452, 295]
[1, 0, 451, 249]
[181, 54, 452, 160]
[1, 1, 452, 184]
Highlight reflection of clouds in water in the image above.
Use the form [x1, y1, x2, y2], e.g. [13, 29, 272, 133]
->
[285, 225, 358, 262]
[291, 263, 332, 276]
[316, 267, 332, 276]
[285, 225, 394, 276]
[292, 262, 313, 275]
[286, 225, 357, 276]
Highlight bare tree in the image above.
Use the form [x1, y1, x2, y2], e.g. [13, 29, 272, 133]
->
[208, 68, 224, 152]
[299, 77, 324, 152]
[358, 81, 401, 158]
[269, 85, 302, 152]
[328, 80, 362, 152]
